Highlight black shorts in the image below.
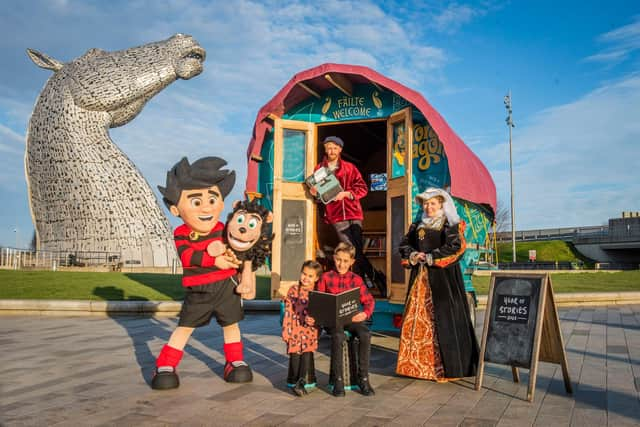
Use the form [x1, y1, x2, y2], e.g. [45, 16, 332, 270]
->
[178, 277, 244, 328]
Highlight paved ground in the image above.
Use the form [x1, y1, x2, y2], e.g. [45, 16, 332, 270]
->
[1, 306, 639, 426]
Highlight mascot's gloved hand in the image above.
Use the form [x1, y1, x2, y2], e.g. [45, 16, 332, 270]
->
[207, 240, 226, 257]
[235, 260, 256, 299]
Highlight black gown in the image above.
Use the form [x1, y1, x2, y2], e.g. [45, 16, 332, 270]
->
[399, 219, 479, 378]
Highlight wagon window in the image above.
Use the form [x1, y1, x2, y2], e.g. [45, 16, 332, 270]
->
[282, 129, 306, 182]
[391, 121, 406, 178]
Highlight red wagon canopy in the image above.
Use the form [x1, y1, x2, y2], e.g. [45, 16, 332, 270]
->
[246, 63, 496, 214]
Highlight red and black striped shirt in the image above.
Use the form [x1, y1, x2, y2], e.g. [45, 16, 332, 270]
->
[174, 222, 236, 287]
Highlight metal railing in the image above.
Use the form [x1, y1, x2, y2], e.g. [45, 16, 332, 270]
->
[496, 261, 638, 271]
[1, 247, 180, 273]
[573, 233, 640, 244]
[0, 247, 122, 271]
[498, 261, 577, 270]
[492, 225, 609, 243]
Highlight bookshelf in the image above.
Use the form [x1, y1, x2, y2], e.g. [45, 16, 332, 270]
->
[363, 231, 385, 257]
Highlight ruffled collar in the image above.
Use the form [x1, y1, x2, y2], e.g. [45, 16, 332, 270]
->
[420, 210, 446, 230]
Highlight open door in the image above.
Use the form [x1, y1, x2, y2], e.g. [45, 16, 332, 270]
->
[386, 107, 413, 302]
[271, 118, 316, 298]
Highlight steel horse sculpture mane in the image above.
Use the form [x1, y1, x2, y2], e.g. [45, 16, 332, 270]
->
[26, 34, 206, 266]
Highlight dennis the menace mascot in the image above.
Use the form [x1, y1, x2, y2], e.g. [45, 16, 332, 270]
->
[152, 156, 252, 390]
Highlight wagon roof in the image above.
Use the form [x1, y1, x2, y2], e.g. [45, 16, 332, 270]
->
[245, 63, 496, 214]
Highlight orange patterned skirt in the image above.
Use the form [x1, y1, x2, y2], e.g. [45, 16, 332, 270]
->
[396, 266, 445, 380]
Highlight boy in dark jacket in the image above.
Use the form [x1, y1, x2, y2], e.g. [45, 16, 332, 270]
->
[314, 242, 376, 397]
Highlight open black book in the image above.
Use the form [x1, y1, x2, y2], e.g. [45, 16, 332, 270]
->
[308, 287, 360, 328]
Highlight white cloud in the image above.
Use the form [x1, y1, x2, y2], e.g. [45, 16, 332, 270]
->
[599, 15, 640, 45]
[586, 16, 640, 64]
[585, 50, 629, 63]
[432, 3, 478, 34]
[487, 73, 640, 229]
[0, 124, 24, 154]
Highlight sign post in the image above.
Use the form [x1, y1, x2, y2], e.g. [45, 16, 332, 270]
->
[475, 272, 572, 402]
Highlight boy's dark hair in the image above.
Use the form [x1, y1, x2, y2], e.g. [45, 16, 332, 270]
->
[301, 260, 323, 279]
[158, 156, 236, 208]
[334, 242, 356, 259]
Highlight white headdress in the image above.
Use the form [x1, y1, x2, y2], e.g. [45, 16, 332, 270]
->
[415, 187, 460, 225]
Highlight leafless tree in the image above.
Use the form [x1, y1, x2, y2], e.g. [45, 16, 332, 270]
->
[494, 199, 511, 233]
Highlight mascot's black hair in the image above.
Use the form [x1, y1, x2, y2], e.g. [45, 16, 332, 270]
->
[158, 156, 236, 208]
[226, 199, 274, 271]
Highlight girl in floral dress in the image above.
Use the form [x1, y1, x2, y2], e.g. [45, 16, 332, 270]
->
[282, 260, 323, 396]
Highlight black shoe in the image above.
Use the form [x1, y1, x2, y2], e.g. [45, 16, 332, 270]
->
[332, 379, 345, 397]
[358, 376, 375, 396]
[224, 361, 253, 383]
[292, 378, 307, 397]
[151, 366, 179, 390]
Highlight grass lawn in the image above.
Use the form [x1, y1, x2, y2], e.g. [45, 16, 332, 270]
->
[495, 240, 594, 265]
[0, 270, 272, 300]
[1, 269, 638, 300]
[471, 270, 640, 295]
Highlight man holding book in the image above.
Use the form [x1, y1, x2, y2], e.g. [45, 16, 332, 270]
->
[314, 242, 376, 397]
[309, 136, 377, 289]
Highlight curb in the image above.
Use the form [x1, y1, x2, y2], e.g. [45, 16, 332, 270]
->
[1, 292, 639, 315]
[0, 299, 280, 315]
[475, 291, 640, 310]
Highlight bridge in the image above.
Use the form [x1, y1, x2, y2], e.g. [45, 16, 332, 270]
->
[493, 225, 608, 243]
[492, 216, 640, 267]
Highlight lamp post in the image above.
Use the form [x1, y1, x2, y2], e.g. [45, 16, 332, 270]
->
[13, 228, 18, 249]
[504, 91, 516, 262]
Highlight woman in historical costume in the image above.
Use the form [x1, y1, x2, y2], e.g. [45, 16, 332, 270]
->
[396, 187, 479, 382]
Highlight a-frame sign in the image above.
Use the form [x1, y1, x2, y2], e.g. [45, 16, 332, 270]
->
[475, 272, 572, 402]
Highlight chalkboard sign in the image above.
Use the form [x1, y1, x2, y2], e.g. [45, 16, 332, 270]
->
[475, 272, 572, 402]
[484, 275, 542, 368]
[280, 200, 306, 281]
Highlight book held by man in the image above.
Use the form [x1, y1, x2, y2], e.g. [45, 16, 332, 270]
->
[308, 287, 360, 328]
[305, 166, 343, 204]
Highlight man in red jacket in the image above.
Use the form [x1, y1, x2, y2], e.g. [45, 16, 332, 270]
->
[311, 136, 376, 289]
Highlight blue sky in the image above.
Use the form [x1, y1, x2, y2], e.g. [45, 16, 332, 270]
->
[0, 0, 638, 248]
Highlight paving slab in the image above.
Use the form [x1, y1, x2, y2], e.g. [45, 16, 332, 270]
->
[1, 306, 639, 426]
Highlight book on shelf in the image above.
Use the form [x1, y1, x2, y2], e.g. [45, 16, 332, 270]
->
[364, 236, 384, 251]
[308, 287, 360, 328]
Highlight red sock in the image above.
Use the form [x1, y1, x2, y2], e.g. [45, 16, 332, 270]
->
[156, 345, 183, 368]
[223, 342, 243, 363]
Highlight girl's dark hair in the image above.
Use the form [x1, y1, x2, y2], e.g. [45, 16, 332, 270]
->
[158, 156, 235, 208]
[301, 260, 323, 278]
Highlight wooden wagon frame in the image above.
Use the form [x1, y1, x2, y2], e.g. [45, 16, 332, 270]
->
[245, 63, 496, 328]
